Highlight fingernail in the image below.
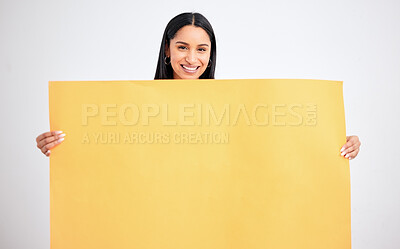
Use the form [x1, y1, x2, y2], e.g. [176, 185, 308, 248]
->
[45, 150, 50, 155]
[59, 133, 66, 138]
[340, 146, 345, 152]
[55, 131, 63, 134]
[341, 151, 346, 156]
[345, 154, 350, 158]
[349, 157, 352, 160]
[57, 138, 64, 143]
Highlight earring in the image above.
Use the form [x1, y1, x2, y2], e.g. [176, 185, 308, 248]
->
[164, 56, 170, 65]
[207, 59, 212, 68]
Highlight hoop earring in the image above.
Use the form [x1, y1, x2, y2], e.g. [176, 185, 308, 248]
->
[207, 59, 212, 68]
[164, 56, 170, 65]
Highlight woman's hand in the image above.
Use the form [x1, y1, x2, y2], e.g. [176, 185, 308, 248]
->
[340, 135, 361, 160]
[36, 131, 66, 157]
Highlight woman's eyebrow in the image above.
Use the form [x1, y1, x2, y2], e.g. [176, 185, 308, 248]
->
[175, 41, 209, 47]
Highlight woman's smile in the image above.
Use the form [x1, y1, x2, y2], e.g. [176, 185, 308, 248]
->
[181, 64, 200, 73]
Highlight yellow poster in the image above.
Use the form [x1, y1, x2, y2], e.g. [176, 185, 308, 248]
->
[49, 79, 350, 249]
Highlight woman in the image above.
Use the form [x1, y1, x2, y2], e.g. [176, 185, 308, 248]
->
[36, 12, 361, 159]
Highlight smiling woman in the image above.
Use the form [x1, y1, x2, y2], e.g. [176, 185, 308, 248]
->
[35, 12, 360, 160]
[154, 12, 216, 79]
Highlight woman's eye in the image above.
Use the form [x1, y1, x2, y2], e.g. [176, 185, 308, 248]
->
[198, 48, 206, 52]
[178, 46, 187, 50]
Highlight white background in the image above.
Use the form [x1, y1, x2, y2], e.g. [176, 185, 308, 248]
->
[1, 0, 399, 248]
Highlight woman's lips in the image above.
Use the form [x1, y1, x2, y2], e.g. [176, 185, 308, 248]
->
[181, 64, 200, 74]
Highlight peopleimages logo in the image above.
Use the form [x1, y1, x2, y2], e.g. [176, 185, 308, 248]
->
[81, 103, 317, 126]
[80, 103, 317, 145]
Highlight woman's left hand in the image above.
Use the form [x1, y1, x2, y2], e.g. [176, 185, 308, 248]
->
[340, 135, 361, 160]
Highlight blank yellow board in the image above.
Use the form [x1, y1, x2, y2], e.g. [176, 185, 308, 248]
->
[49, 79, 351, 249]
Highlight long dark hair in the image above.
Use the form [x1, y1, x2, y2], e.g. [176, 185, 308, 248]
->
[154, 12, 217, 79]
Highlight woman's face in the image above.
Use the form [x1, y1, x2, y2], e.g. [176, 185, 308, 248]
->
[165, 25, 211, 79]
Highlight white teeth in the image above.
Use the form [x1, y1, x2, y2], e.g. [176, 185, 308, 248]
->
[182, 65, 198, 70]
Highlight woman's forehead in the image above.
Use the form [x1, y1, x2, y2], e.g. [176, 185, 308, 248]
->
[172, 25, 211, 45]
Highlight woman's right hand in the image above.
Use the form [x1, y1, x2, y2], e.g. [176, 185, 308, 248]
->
[36, 131, 66, 157]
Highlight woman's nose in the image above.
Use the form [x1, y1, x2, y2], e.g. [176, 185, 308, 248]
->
[185, 50, 197, 64]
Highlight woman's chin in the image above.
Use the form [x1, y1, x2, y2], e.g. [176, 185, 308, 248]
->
[175, 73, 200, 80]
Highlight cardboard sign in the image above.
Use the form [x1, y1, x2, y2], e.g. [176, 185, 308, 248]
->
[49, 79, 350, 249]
